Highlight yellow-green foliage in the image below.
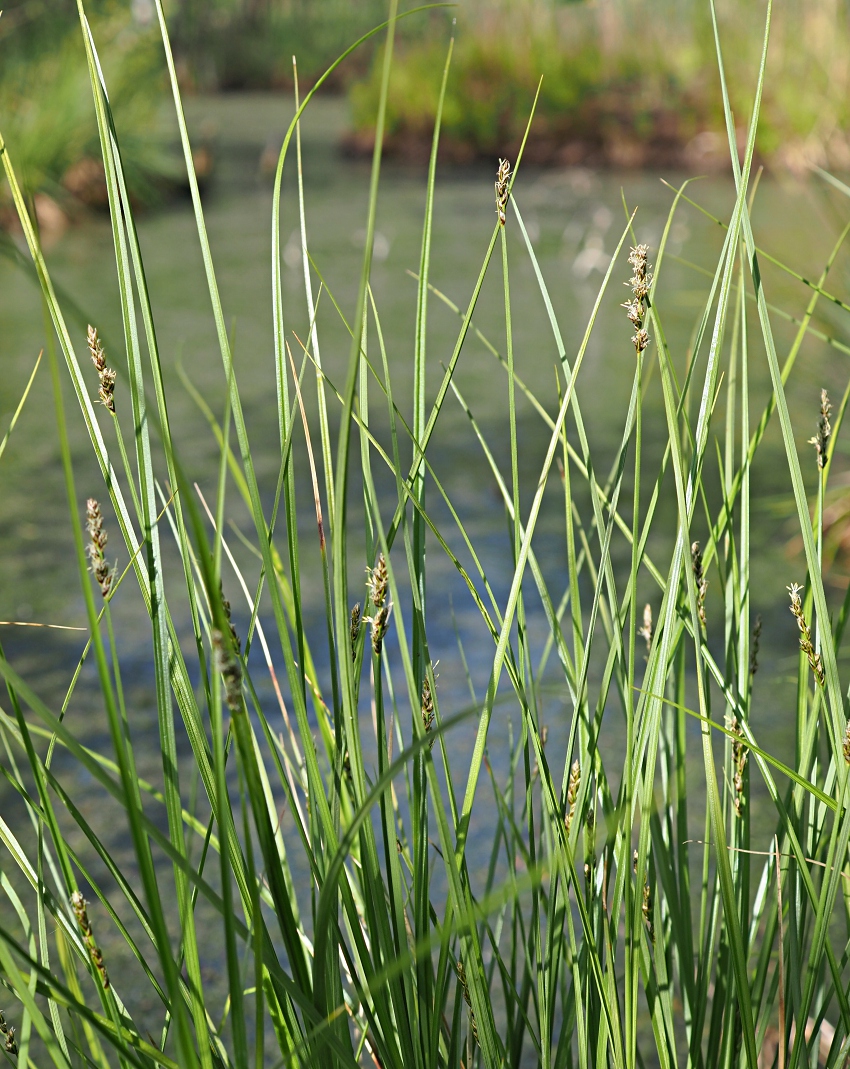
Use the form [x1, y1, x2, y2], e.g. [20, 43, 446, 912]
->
[350, 0, 850, 170]
[0, 12, 176, 205]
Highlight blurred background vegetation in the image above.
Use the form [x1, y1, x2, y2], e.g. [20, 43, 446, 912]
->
[2, 0, 850, 216]
[347, 0, 850, 171]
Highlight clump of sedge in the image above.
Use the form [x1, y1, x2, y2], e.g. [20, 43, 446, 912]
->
[809, 388, 832, 469]
[71, 891, 110, 990]
[788, 582, 824, 687]
[495, 158, 511, 226]
[87, 325, 116, 414]
[622, 244, 652, 355]
[85, 499, 114, 598]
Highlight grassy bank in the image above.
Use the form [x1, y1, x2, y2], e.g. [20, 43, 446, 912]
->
[2, 2, 850, 1068]
[0, 7, 179, 215]
[167, 0, 389, 90]
[349, 0, 850, 172]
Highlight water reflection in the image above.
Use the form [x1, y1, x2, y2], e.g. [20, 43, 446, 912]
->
[1, 96, 848, 1005]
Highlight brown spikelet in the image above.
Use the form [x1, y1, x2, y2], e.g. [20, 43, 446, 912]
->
[691, 541, 708, 627]
[565, 760, 580, 835]
[371, 605, 390, 655]
[622, 244, 653, 355]
[728, 715, 748, 817]
[87, 325, 116, 413]
[220, 583, 241, 655]
[367, 553, 388, 608]
[788, 583, 824, 687]
[350, 603, 361, 661]
[365, 555, 392, 655]
[85, 499, 114, 598]
[808, 388, 832, 469]
[642, 878, 655, 943]
[0, 1010, 17, 1055]
[421, 675, 435, 747]
[212, 628, 243, 713]
[71, 891, 110, 989]
[456, 960, 480, 1046]
[749, 615, 762, 678]
[495, 158, 511, 226]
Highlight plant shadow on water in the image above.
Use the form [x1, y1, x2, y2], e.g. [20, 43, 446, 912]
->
[2, 6, 850, 1067]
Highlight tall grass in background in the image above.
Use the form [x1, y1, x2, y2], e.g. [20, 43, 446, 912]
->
[168, 0, 390, 88]
[349, 0, 850, 171]
[0, 7, 176, 211]
[2, 2, 850, 1068]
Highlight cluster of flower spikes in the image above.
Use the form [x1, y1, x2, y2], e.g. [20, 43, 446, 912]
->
[622, 244, 652, 355]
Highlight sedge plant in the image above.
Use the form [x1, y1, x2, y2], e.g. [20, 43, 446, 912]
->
[2, 1, 850, 1068]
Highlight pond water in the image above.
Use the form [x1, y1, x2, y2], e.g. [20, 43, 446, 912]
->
[2, 92, 850, 1027]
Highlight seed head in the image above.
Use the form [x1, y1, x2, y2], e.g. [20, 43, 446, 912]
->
[495, 158, 511, 226]
[456, 960, 480, 1046]
[691, 541, 708, 627]
[421, 675, 435, 745]
[623, 298, 643, 328]
[71, 890, 110, 989]
[85, 499, 114, 598]
[642, 877, 655, 943]
[87, 325, 116, 413]
[622, 244, 653, 354]
[365, 555, 392, 655]
[220, 582, 241, 655]
[750, 615, 762, 678]
[565, 759, 580, 835]
[628, 244, 652, 299]
[728, 715, 748, 817]
[0, 1010, 17, 1055]
[350, 603, 362, 661]
[212, 628, 243, 713]
[788, 582, 824, 687]
[370, 605, 390, 656]
[367, 553, 388, 609]
[808, 388, 832, 469]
